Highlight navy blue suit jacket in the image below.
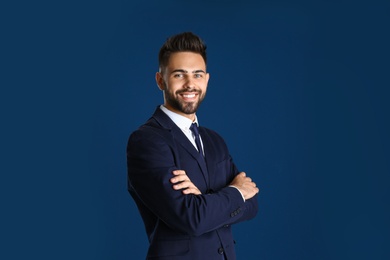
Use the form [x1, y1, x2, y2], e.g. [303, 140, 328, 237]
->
[127, 107, 258, 259]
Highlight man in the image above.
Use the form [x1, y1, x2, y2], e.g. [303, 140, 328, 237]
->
[127, 32, 259, 259]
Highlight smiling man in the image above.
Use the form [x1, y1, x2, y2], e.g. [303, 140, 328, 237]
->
[127, 32, 259, 259]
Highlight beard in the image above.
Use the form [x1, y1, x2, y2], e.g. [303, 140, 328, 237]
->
[164, 83, 206, 115]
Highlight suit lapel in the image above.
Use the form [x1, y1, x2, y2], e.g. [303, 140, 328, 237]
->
[172, 127, 210, 187]
[199, 127, 216, 189]
[151, 107, 210, 188]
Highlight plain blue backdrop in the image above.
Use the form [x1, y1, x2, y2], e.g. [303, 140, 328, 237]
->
[2, 0, 389, 259]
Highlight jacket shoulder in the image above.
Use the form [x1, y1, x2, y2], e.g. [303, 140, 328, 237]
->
[128, 120, 168, 143]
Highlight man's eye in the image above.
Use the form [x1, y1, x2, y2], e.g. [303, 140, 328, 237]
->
[174, 74, 183, 78]
[194, 74, 203, 78]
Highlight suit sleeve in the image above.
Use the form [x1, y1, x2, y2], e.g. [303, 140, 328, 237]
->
[226, 156, 259, 225]
[127, 130, 250, 237]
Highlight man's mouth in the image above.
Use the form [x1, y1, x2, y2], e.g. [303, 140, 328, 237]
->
[182, 93, 196, 98]
[178, 91, 200, 101]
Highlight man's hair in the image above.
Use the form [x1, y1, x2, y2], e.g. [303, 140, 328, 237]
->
[158, 32, 207, 72]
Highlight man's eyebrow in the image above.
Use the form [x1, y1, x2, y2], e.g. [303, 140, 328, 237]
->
[192, 70, 206, 74]
[171, 69, 188, 74]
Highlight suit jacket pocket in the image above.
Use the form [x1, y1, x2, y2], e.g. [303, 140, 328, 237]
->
[148, 238, 190, 258]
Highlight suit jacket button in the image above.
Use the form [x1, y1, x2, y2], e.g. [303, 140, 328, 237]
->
[218, 247, 224, 255]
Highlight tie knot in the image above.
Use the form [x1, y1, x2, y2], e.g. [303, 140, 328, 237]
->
[190, 123, 200, 137]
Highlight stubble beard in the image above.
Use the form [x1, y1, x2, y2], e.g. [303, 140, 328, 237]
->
[164, 84, 205, 115]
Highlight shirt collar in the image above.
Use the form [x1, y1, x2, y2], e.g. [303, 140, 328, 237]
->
[159, 105, 199, 130]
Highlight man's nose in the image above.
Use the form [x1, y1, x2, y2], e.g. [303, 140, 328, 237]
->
[184, 76, 195, 89]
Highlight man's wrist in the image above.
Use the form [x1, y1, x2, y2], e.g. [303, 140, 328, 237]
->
[228, 185, 245, 202]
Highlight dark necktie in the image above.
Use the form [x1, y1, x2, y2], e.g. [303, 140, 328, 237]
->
[190, 123, 204, 156]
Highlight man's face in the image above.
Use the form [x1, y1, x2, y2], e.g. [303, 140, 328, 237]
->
[156, 52, 209, 120]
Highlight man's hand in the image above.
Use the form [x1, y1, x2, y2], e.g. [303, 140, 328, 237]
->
[230, 172, 259, 200]
[171, 170, 202, 195]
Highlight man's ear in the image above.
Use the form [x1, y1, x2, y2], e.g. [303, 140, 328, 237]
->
[156, 72, 164, 90]
[206, 73, 210, 84]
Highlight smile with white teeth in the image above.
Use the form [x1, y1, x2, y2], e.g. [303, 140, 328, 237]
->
[182, 94, 196, 98]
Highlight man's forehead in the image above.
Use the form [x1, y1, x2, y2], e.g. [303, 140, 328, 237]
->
[166, 64, 207, 73]
[169, 69, 206, 74]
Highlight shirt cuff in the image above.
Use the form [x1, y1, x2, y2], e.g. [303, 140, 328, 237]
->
[228, 185, 245, 202]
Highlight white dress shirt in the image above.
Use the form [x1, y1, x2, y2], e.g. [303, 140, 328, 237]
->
[160, 105, 204, 155]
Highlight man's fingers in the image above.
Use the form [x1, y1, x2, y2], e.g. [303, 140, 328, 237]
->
[173, 180, 202, 194]
[171, 170, 202, 195]
[171, 170, 188, 183]
[172, 180, 191, 190]
[182, 188, 201, 195]
[172, 170, 186, 176]
[170, 174, 189, 184]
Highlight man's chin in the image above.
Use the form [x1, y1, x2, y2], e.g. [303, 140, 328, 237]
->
[180, 103, 199, 115]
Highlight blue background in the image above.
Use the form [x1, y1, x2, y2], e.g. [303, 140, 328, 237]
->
[2, 0, 389, 259]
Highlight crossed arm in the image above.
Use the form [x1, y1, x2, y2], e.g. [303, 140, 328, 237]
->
[128, 130, 259, 235]
[171, 170, 259, 200]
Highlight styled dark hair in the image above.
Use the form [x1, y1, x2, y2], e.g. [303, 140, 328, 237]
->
[158, 32, 207, 72]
